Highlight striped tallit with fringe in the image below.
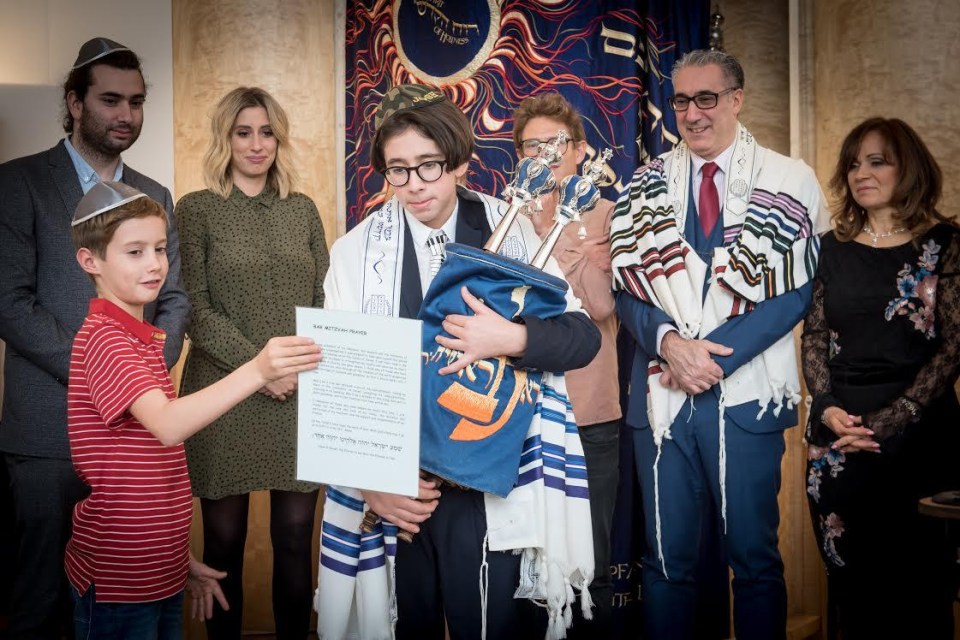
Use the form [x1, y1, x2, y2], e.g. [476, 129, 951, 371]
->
[315, 373, 594, 640]
[485, 375, 594, 640]
[315, 486, 398, 640]
[608, 124, 826, 572]
[316, 186, 594, 640]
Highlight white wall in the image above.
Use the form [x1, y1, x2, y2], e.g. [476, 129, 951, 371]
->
[0, 0, 173, 405]
[0, 0, 174, 192]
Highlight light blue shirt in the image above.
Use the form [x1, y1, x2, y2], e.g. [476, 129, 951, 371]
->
[63, 136, 124, 194]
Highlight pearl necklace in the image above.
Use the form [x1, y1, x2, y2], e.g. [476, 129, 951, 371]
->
[862, 223, 906, 247]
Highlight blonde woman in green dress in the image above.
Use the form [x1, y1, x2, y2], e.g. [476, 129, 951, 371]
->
[176, 87, 329, 639]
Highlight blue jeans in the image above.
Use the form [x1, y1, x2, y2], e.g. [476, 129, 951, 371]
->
[71, 584, 184, 640]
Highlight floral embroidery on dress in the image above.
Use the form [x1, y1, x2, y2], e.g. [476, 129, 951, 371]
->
[806, 445, 845, 503]
[819, 512, 846, 567]
[828, 330, 841, 359]
[884, 239, 940, 339]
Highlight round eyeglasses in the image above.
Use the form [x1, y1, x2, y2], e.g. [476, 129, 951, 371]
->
[382, 160, 447, 187]
[668, 87, 738, 112]
[518, 136, 571, 159]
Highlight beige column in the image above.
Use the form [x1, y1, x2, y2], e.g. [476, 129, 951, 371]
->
[172, 1, 337, 636]
[814, 0, 960, 206]
[723, 0, 791, 154]
[172, 0, 338, 245]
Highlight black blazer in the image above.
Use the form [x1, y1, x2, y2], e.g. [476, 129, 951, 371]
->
[397, 193, 599, 373]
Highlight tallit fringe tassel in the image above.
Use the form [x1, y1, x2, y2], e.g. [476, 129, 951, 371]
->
[718, 379, 728, 534]
[547, 605, 567, 640]
[563, 579, 575, 628]
[479, 533, 490, 640]
[653, 444, 669, 580]
[578, 578, 595, 620]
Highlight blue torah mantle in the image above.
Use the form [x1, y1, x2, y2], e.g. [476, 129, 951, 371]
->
[417, 242, 569, 497]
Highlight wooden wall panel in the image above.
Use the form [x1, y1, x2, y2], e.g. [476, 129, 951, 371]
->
[173, 1, 336, 636]
[173, 0, 338, 246]
[723, 0, 791, 155]
[724, 2, 827, 635]
[814, 0, 960, 215]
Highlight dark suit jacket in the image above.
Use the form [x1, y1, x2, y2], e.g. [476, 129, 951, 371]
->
[398, 191, 600, 372]
[0, 140, 190, 459]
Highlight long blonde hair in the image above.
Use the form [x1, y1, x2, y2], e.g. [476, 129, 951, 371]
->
[202, 87, 299, 199]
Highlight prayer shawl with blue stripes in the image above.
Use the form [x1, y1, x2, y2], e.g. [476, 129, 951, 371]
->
[608, 124, 827, 571]
[316, 188, 595, 639]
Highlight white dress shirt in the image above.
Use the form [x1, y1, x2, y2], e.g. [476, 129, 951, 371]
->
[689, 143, 734, 214]
[404, 204, 459, 296]
[656, 141, 736, 355]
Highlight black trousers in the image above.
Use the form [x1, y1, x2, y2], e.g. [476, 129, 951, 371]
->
[3, 454, 89, 640]
[567, 420, 620, 639]
[395, 487, 544, 640]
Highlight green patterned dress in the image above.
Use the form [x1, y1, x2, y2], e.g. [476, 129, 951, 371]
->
[176, 187, 329, 498]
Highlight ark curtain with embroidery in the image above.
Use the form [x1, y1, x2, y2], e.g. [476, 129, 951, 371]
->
[343, 0, 708, 228]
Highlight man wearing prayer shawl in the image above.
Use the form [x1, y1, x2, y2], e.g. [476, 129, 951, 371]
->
[609, 50, 829, 640]
[315, 84, 600, 640]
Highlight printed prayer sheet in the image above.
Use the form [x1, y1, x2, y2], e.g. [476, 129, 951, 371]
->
[295, 307, 422, 497]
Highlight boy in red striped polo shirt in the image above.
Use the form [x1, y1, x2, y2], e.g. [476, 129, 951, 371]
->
[65, 181, 323, 638]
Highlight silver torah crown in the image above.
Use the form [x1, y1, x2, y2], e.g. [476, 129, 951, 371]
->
[484, 131, 568, 254]
[582, 148, 613, 188]
[502, 130, 568, 206]
[537, 130, 568, 167]
[559, 148, 613, 239]
[530, 148, 615, 268]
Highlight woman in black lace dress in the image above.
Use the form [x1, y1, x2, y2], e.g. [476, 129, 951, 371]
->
[803, 118, 960, 639]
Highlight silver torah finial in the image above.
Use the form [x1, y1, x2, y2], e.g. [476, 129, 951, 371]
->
[537, 130, 568, 167]
[575, 148, 613, 238]
[582, 149, 613, 188]
[484, 130, 568, 254]
[530, 148, 615, 269]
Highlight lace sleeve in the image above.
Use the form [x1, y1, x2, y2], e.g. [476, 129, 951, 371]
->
[864, 233, 960, 440]
[801, 275, 839, 445]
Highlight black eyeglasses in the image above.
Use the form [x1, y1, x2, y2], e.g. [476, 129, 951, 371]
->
[383, 160, 447, 187]
[668, 87, 738, 112]
[518, 136, 571, 158]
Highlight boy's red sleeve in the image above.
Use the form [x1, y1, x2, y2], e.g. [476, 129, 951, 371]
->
[83, 325, 165, 428]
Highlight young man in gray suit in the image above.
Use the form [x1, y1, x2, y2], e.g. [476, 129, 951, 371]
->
[0, 37, 190, 638]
